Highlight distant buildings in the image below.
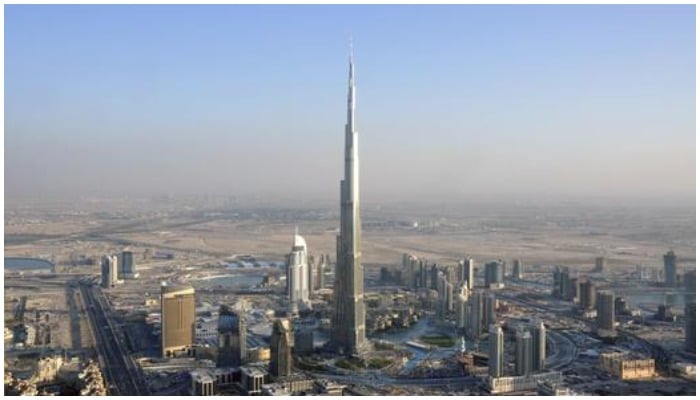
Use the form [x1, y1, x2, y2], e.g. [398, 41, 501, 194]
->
[437, 272, 454, 319]
[217, 305, 246, 368]
[596, 290, 615, 332]
[287, 230, 310, 316]
[100, 255, 118, 288]
[552, 266, 569, 299]
[161, 283, 195, 357]
[488, 324, 504, 378]
[594, 256, 605, 273]
[468, 289, 485, 339]
[119, 250, 137, 279]
[664, 250, 677, 287]
[270, 319, 293, 377]
[511, 259, 522, 281]
[485, 261, 505, 289]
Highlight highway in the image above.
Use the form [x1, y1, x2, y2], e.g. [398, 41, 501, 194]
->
[79, 281, 149, 396]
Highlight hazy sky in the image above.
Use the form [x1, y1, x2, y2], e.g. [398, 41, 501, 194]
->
[5, 5, 696, 204]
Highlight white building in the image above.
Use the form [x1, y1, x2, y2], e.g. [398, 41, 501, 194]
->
[456, 282, 470, 330]
[287, 230, 310, 315]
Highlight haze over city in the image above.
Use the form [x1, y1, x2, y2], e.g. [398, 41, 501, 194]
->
[5, 5, 695, 204]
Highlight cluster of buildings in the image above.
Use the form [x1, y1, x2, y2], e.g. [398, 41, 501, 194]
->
[100, 250, 138, 288]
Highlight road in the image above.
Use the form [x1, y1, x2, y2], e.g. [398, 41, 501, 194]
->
[79, 281, 149, 395]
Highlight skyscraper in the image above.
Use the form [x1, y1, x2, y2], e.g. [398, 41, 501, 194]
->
[161, 283, 196, 357]
[529, 320, 547, 372]
[664, 250, 677, 287]
[100, 255, 118, 288]
[488, 324, 504, 378]
[596, 290, 615, 331]
[270, 318, 293, 377]
[594, 256, 605, 273]
[456, 282, 470, 331]
[485, 261, 505, 289]
[217, 305, 246, 368]
[684, 270, 695, 304]
[515, 328, 533, 376]
[468, 289, 484, 340]
[119, 250, 135, 279]
[579, 279, 597, 310]
[331, 46, 367, 355]
[459, 258, 475, 290]
[685, 303, 695, 353]
[485, 292, 497, 327]
[512, 259, 522, 281]
[287, 229, 310, 315]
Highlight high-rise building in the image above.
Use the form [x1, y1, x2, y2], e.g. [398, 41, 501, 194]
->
[331, 47, 367, 355]
[488, 324, 504, 378]
[664, 250, 677, 287]
[596, 290, 615, 331]
[594, 256, 605, 273]
[161, 284, 195, 357]
[565, 277, 579, 303]
[552, 266, 569, 299]
[685, 303, 695, 353]
[459, 258, 475, 290]
[515, 328, 533, 376]
[119, 250, 135, 279]
[270, 318, 293, 377]
[512, 259, 522, 281]
[684, 270, 696, 304]
[529, 320, 547, 372]
[100, 255, 118, 288]
[579, 280, 596, 310]
[485, 261, 505, 289]
[287, 230, 310, 316]
[485, 293, 497, 327]
[468, 289, 484, 339]
[217, 305, 246, 368]
[456, 282, 470, 331]
[430, 264, 439, 290]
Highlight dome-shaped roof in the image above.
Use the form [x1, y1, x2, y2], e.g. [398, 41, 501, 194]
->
[292, 234, 307, 251]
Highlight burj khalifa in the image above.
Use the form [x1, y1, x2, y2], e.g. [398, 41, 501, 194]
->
[331, 45, 367, 355]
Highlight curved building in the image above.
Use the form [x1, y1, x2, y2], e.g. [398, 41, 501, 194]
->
[287, 229, 310, 315]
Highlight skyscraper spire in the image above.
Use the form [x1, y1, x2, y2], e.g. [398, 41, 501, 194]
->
[332, 40, 366, 355]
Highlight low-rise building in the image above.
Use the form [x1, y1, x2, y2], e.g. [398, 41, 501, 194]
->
[488, 371, 562, 394]
[240, 366, 269, 395]
[599, 352, 655, 380]
[190, 370, 215, 395]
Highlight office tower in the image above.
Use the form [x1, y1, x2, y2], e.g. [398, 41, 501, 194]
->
[468, 290, 484, 339]
[529, 320, 547, 372]
[488, 324, 504, 378]
[552, 267, 562, 297]
[596, 290, 615, 331]
[430, 264, 439, 290]
[515, 328, 533, 376]
[287, 230, 310, 315]
[445, 265, 457, 285]
[664, 250, 677, 287]
[485, 261, 505, 289]
[161, 284, 195, 357]
[485, 292, 497, 327]
[270, 318, 293, 377]
[437, 273, 453, 319]
[686, 303, 695, 353]
[684, 270, 696, 304]
[579, 280, 596, 310]
[331, 47, 367, 355]
[594, 256, 605, 273]
[456, 282, 470, 331]
[565, 277, 579, 303]
[119, 251, 135, 279]
[512, 259, 522, 280]
[100, 255, 118, 288]
[217, 305, 246, 367]
[459, 258, 475, 290]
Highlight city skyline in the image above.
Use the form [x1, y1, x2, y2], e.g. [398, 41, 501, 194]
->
[4, 5, 696, 205]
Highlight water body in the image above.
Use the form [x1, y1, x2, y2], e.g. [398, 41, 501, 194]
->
[4, 257, 54, 271]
